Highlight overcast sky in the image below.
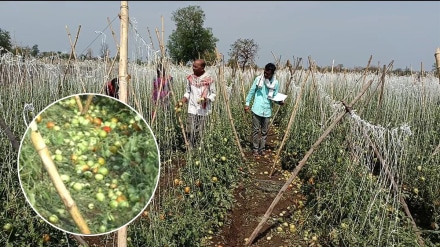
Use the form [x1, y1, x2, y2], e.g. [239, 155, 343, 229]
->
[1, 1, 439, 69]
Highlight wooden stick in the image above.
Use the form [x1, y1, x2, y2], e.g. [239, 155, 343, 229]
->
[29, 121, 90, 234]
[432, 142, 440, 156]
[61, 25, 82, 94]
[269, 68, 311, 177]
[435, 48, 440, 83]
[245, 79, 374, 246]
[0, 117, 20, 150]
[80, 94, 94, 115]
[118, 2, 129, 245]
[147, 27, 156, 51]
[216, 49, 248, 170]
[74, 95, 83, 113]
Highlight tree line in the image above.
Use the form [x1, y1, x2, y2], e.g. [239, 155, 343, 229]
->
[0, 5, 437, 74]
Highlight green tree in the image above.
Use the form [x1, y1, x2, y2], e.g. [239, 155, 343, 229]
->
[167, 5, 219, 64]
[0, 28, 12, 55]
[31, 44, 39, 57]
[228, 38, 259, 72]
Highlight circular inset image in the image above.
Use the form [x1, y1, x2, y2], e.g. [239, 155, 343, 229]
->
[18, 93, 160, 235]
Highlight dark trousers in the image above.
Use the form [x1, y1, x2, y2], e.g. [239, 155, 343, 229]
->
[252, 112, 270, 152]
[186, 113, 207, 148]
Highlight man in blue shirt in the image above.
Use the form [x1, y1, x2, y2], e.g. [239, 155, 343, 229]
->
[244, 63, 284, 157]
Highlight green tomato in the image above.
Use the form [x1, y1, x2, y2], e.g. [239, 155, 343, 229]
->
[48, 215, 59, 224]
[73, 182, 83, 191]
[60, 174, 70, 183]
[96, 192, 105, 202]
[55, 154, 63, 162]
[98, 130, 108, 138]
[109, 200, 118, 209]
[3, 223, 12, 231]
[98, 225, 107, 233]
[119, 200, 129, 208]
[95, 174, 104, 181]
[98, 167, 109, 176]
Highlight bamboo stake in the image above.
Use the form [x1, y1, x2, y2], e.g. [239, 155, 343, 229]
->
[435, 47, 440, 83]
[29, 120, 91, 234]
[432, 143, 440, 156]
[74, 95, 83, 113]
[118, 2, 129, 245]
[374, 65, 386, 124]
[151, 22, 167, 125]
[61, 25, 82, 94]
[0, 117, 20, 150]
[147, 27, 156, 51]
[72, 234, 89, 247]
[363, 132, 425, 247]
[80, 94, 94, 115]
[269, 68, 311, 177]
[245, 79, 374, 246]
[216, 49, 248, 169]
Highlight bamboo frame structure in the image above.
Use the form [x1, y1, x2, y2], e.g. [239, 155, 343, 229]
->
[28, 120, 91, 234]
[245, 79, 374, 246]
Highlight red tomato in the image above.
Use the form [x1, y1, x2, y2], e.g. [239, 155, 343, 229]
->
[102, 126, 112, 133]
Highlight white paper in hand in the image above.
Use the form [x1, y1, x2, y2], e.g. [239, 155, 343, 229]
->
[271, 93, 287, 102]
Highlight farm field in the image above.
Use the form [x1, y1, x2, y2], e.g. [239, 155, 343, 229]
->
[1, 53, 440, 247]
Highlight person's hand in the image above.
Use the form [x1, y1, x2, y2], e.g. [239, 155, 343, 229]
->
[244, 105, 250, 112]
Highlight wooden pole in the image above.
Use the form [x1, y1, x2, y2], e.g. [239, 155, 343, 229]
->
[80, 94, 94, 115]
[74, 95, 83, 113]
[269, 68, 311, 177]
[118, 1, 129, 104]
[61, 25, 82, 94]
[435, 47, 440, 83]
[29, 120, 91, 234]
[216, 49, 248, 168]
[117, 1, 129, 246]
[245, 79, 374, 246]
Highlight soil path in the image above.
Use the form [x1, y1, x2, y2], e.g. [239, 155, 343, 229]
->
[207, 125, 306, 247]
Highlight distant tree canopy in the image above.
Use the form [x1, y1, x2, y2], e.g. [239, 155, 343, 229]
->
[0, 28, 12, 55]
[167, 5, 219, 65]
[228, 38, 259, 71]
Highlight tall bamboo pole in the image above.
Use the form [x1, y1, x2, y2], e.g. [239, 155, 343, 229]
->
[118, 1, 129, 104]
[61, 25, 82, 94]
[435, 47, 440, 83]
[117, 1, 129, 247]
[216, 49, 247, 168]
[245, 80, 374, 246]
[29, 120, 91, 234]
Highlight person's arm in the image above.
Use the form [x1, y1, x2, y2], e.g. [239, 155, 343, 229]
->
[245, 77, 258, 107]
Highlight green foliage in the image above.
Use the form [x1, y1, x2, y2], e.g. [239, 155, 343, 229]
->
[167, 5, 219, 65]
[0, 28, 12, 54]
[31, 44, 39, 57]
[228, 38, 259, 72]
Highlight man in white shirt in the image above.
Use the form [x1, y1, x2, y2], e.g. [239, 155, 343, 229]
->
[178, 59, 216, 148]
